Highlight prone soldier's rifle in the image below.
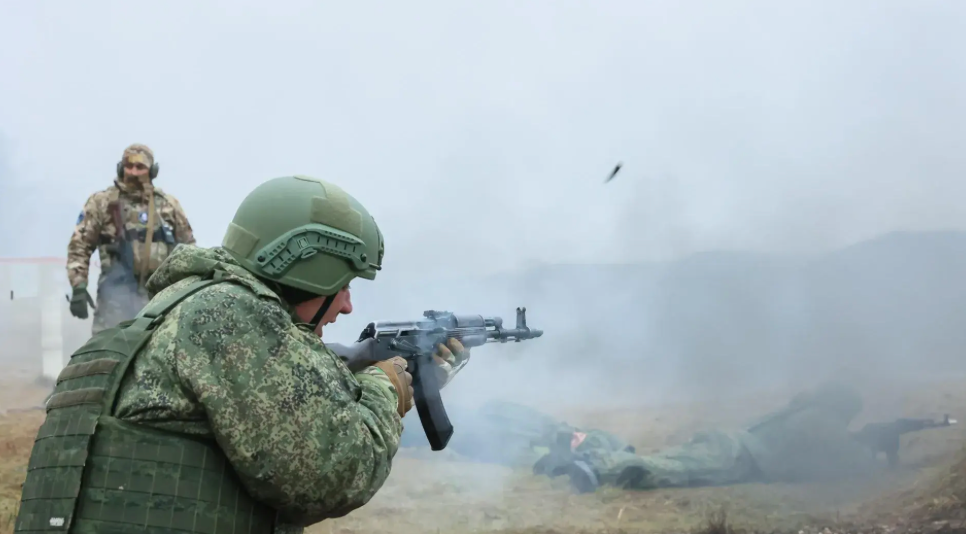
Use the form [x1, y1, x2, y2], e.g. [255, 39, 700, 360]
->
[328, 307, 543, 451]
[851, 414, 958, 467]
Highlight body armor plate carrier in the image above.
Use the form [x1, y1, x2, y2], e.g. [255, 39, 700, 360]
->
[15, 271, 284, 534]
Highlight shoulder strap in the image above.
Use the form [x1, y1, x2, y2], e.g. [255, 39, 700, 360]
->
[100, 269, 232, 413]
[137, 268, 231, 320]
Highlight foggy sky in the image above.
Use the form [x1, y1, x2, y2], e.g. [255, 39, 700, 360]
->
[1, 0, 965, 277]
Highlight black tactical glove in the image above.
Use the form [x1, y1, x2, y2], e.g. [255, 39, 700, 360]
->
[69, 284, 95, 319]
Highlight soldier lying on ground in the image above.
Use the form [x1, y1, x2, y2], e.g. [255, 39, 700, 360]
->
[535, 382, 956, 493]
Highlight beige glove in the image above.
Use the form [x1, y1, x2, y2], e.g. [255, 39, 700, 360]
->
[432, 338, 471, 388]
[374, 356, 414, 417]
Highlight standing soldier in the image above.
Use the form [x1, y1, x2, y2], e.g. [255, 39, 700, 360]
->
[17, 175, 471, 533]
[67, 143, 195, 333]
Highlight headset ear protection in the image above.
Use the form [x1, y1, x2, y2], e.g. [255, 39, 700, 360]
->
[117, 160, 160, 179]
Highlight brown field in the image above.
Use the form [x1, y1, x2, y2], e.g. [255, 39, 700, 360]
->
[2, 362, 966, 534]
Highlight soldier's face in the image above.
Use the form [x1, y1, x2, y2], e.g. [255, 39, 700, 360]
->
[123, 160, 150, 180]
[322, 286, 353, 326]
[295, 285, 353, 337]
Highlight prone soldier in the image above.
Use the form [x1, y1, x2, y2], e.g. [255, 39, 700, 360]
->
[537, 383, 958, 493]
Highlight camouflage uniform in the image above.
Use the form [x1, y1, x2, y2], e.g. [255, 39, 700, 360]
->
[67, 144, 195, 333]
[560, 383, 881, 492]
[18, 177, 419, 533]
[123, 245, 402, 523]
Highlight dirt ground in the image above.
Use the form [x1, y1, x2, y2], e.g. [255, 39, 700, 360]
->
[2, 363, 966, 534]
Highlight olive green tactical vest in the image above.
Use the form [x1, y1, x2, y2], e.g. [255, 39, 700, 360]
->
[15, 273, 282, 534]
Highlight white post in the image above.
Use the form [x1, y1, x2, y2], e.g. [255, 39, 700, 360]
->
[0, 263, 9, 302]
[39, 263, 65, 384]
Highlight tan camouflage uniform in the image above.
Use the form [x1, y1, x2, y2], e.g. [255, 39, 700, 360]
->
[67, 144, 195, 333]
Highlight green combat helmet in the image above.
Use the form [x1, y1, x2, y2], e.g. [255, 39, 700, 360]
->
[221, 175, 384, 322]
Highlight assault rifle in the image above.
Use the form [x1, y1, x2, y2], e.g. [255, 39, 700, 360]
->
[328, 307, 544, 451]
[851, 414, 957, 467]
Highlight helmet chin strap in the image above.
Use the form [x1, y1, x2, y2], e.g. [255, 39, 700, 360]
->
[309, 294, 336, 332]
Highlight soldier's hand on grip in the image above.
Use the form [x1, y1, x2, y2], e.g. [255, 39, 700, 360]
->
[433, 338, 471, 388]
[69, 284, 94, 319]
[374, 356, 413, 417]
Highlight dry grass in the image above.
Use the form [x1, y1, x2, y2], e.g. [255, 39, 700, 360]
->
[2, 369, 966, 534]
[0, 412, 44, 533]
[306, 377, 966, 534]
[311, 454, 917, 534]
[0, 363, 53, 534]
[852, 445, 966, 530]
[922, 451, 966, 520]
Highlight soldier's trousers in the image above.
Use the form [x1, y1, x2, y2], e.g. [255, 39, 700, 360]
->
[579, 429, 760, 490]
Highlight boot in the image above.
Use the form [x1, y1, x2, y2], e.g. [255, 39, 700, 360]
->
[568, 460, 600, 493]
